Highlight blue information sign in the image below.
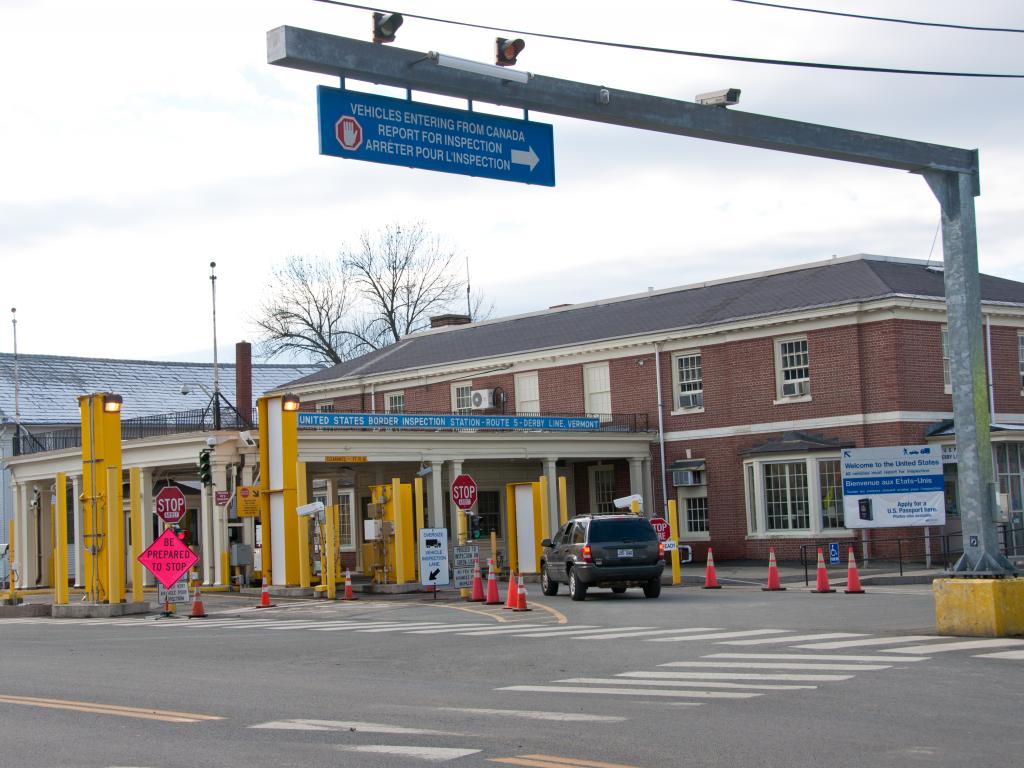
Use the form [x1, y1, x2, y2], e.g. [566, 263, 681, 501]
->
[298, 412, 599, 432]
[828, 542, 840, 565]
[317, 86, 555, 186]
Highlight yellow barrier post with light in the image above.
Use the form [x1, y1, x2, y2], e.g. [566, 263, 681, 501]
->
[129, 468, 144, 604]
[296, 462, 311, 589]
[538, 475, 551, 546]
[392, 478, 407, 584]
[53, 473, 68, 605]
[413, 477, 424, 582]
[324, 505, 337, 599]
[79, 392, 123, 605]
[668, 499, 681, 586]
[256, 393, 301, 586]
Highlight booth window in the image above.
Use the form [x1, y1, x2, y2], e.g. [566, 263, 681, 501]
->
[589, 464, 615, 514]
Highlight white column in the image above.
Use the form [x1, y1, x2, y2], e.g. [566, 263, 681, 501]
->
[447, 460, 462, 537]
[642, 457, 655, 516]
[212, 461, 229, 586]
[240, 464, 255, 549]
[72, 475, 84, 587]
[15, 483, 31, 589]
[139, 468, 154, 586]
[200, 484, 214, 585]
[429, 461, 443, 528]
[544, 458, 559, 534]
[628, 457, 644, 506]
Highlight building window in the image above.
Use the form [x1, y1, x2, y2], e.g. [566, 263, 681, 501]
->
[1018, 333, 1024, 391]
[451, 383, 472, 414]
[776, 337, 810, 399]
[818, 459, 844, 529]
[685, 497, 709, 533]
[317, 401, 333, 412]
[385, 391, 405, 413]
[744, 454, 851, 537]
[476, 491, 502, 537]
[589, 465, 615, 514]
[995, 443, 1023, 517]
[763, 461, 809, 530]
[338, 490, 356, 551]
[942, 328, 951, 392]
[515, 372, 540, 415]
[673, 352, 704, 410]
[584, 363, 612, 422]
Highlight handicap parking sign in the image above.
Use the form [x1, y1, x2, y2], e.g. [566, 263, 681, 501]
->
[828, 542, 841, 564]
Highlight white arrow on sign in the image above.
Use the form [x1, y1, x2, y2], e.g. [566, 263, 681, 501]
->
[511, 146, 539, 171]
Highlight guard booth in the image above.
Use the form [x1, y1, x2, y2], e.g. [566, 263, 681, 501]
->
[505, 481, 545, 575]
[362, 481, 415, 584]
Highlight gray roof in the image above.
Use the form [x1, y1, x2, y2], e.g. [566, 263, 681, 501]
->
[0, 354, 321, 425]
[287, 255, 1024, 389]
[739, 431, 855, 456]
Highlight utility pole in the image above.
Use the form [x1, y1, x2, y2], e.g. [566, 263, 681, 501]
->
[209, 262, 221, 430]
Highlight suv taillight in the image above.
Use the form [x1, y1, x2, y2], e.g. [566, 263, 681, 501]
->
[581, 545, 593, 563]
[659, 542, 665, 557]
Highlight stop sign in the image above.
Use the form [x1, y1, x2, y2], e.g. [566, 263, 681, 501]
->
[154, 486, 187, 524]
[649, 517, 671, 542]
[451, 474, 478, 511]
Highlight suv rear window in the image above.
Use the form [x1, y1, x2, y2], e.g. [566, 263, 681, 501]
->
[588, 518, 657, 544]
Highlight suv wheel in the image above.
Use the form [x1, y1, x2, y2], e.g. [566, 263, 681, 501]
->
[569, 568, 588, 601]
[541, 566, 559, 596]
[643, 579, 662, 599]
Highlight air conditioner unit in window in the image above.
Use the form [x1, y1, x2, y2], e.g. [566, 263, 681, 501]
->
[782, 380, 810, 397]
[672, 470, 704, 487]
[470, 389, 495, 410]
[678, 392, 703, 409]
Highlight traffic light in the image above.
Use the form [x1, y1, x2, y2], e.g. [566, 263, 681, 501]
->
[198, 449, 212, 487]
[372, 12, 403, 44]
[468, 513, 482, 540]
[495, 37, 525, 67]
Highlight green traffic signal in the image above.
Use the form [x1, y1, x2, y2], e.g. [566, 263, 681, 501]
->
[198, 448, 213, 487]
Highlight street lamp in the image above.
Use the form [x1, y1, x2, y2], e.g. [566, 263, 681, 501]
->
[102, 394, 123, 413]
[282, 394, 301, 412]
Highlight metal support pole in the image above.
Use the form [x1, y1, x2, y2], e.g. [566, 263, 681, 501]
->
[923, 170, 1015, 576]
[209, 261, 221, 430]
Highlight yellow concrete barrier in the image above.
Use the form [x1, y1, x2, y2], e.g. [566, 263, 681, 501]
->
[933, 578, 1024, 637]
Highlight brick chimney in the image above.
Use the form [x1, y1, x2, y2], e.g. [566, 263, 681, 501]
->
[429, 313, 472, 328]
[235, 341, 253, 424]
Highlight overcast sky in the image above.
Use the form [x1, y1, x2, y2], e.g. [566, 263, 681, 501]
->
[2, 0, 1021, 364]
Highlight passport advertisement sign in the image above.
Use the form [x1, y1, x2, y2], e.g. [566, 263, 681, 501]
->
[840, 445, 945, 528]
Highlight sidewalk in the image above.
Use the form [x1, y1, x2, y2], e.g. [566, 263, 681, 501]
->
[675, 559, 945, 588]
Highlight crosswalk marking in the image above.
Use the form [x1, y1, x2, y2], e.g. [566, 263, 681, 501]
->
[705, 652, 929, 663]
[455, 624, 552, 636]
[661, 660, 891, 671]
[490, 754, 645, 768]
[250, 719, 458, 735]
[648, 629, 790, 643]
[719, 632, 866, 646]
[336, 745, 480, 761]
[795, 635, 943, 650]
[497, 684, 759, 699]
[578, 627, 721, 641]
[406, 624, 495, 634]
[356, 622, 449, 633]
[624, 670, 854, 682]
[560, 677, 818, 691]
[438, 707, 627, 722]
[974, 650, 1024, 660]
[883, 638, 1024, 654]
[515, 626, 654, 638]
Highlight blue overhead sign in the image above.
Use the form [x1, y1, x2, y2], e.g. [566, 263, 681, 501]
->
[298, 412, 599, 432]
[317, 86, 555, 186]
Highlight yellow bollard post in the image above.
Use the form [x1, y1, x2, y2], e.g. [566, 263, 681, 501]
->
[298, 516, 311, 589]
[668, 500, 681, 586]
[54, 474, 68, 605]
[630, 499, 640, 515]
[392, 478, 407, 584]
[414, 477, 424, 582]
[558, 476, 569, 526]
[457, 492, 469, 600]
[129, 468, 144, 604]
[106, 466, 122, 604]
[324, 507, 337, 600]
[505, 484, 518, 578]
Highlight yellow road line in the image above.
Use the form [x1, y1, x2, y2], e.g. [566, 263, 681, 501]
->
[490, 756, 641, 768]
[0, 694, 222, 723]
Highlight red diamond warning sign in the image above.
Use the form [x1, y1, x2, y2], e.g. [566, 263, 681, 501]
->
[335, 115, 363, 151]
[138, 528, 199, 589]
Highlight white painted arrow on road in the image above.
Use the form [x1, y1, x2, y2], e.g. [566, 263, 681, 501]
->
[511, 146, 539, 170]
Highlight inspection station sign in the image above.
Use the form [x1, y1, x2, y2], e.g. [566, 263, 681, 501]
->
[840, 445, 945, 528]
[317, 86, 555, 186]
[299, 412, 599, 431]
[418, 528, 450, 588]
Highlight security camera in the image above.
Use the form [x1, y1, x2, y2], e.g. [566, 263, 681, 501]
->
[239, 430, 257, 448]
[206, 436, 218, 447]
[695, 88, 740, 107]
[180, 384, 190, 396]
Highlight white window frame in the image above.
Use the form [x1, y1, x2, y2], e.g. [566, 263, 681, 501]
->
[942, 327, 952, 394]
[583, 362, 612, 423]
[316, 401, 333, 413]
[774, 336, 811, 404]
[451, 382, 472, 414]
[671, 350, 704, 414]
[588, 464, 616, 515]
[384, 391, 405, 414]
[338, 488, 357, 552]
[742, 452, 853, 539]
[514, 371, 540, 415]
[676, 485, 710, 540]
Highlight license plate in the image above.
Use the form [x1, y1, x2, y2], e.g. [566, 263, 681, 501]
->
[617, 548, 633, 558]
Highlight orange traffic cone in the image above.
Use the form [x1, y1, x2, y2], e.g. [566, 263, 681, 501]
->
[762, 547, 786, 591]
[503, 570, 518, 609]
[258, 575, 274, 608]
[703, 548, 721, 589]
[484, 559, 501, 605]
[812, 547, 836, 593]
[342, 568, 358, 600]
[189, 581, 208, 618]
[844, 547, 865, 594]
[469, 558, 485, 602]
[513, 575, 532, 612]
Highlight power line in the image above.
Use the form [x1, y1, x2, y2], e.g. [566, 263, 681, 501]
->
[312, 0, 1024, 78]
[727, 0, 1024, 34]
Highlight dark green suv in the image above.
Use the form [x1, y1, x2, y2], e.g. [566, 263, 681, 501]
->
[540, 515, 665, 601]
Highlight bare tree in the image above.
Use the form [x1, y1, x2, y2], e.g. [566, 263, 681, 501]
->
[255, 223, 490, 364]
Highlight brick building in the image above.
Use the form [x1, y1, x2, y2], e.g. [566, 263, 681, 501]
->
[280, 254, 1024, 564]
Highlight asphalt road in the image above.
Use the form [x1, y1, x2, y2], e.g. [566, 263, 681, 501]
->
[1, 583, 1021, 768]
